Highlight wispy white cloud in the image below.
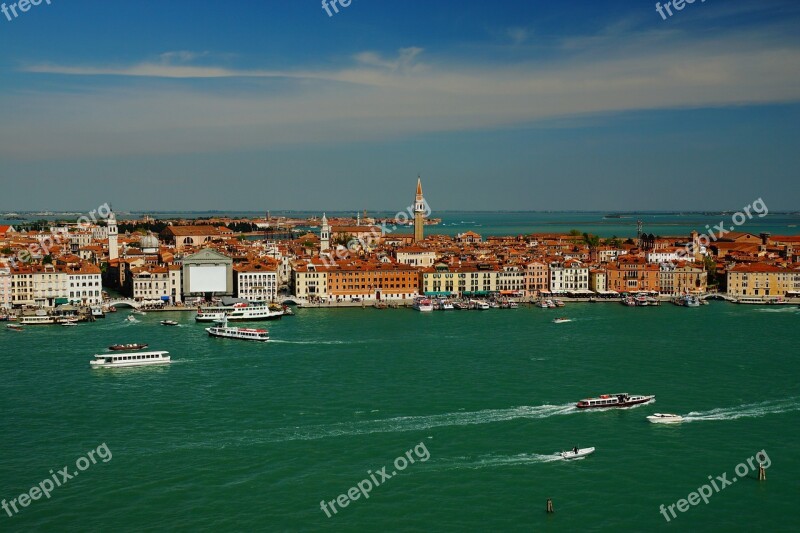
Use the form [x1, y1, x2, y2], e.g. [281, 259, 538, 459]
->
[5, 24, 800, 160]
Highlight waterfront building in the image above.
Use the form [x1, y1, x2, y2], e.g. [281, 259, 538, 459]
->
[421, 263, 500, 297]
[589, 268, 607, 293]
[326, 260, 418, 301]
[726, 263, 800, 298]
[234, 261, 279, 302]
[128, 266, 171, 302]
[414, 177, 426, 243]
[496, 265, 526, 294]
[65, 263, 102, 305]
[292, 260, 329, 300]
[182, 248, 234, 301]
[10, 264, 69, 307]
[0, 264, 11, 309]
[658, 262, 707, 296]
[525, 261, 549, 297]
[606, 256, 661, 293]
[549, 259, 589, 293]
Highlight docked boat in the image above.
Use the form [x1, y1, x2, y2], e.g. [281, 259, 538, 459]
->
[554, 299, 565, 307]
[647, 413, 684, 424]
[560, 447, 595, 461]
[90, 350, 171, 368]
[195, 301, 284, 322]
[6, 324, 23, 331]
[19, 315, 55, 325]
[160, 320, 179, 326]
[576, 393, 655, 409]
[61, 322, 78, 327]
[412, 298, 434, 312]
[546, 299, 556, 308]
[56, 316, 80, 324]
[90, 306, 105, 318]
[536, 300, 549, 308]
[441, 301, 455, 310]
[472, 300, 490, 310]
[205, 317, 269, 342]
[552, 317, 572, 324]
[109, 343, 149, 351]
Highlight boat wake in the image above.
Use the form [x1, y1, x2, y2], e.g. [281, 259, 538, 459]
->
[430, 453, 562, 472]
[684, 397, 800, 422]
[268, 339, 371, 345]
[178, 403, 577, 449]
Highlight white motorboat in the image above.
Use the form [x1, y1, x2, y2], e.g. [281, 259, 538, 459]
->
[536, 300, 549, 308]
[61, 322, 78, 327]
[552, 317, 572, 324]
[160, 320, 179, 326]
[125, 315, 137, 322]
[647, 413, 684, 424]
[413, 298, 434, 312]
[560, 447, 595, 460]
[471, 300, 490, 310]
[90, 350, 171, 368]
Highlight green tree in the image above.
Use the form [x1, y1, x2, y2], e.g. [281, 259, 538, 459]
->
[43, 255, 53, 264]
[568, 229, 581, 237]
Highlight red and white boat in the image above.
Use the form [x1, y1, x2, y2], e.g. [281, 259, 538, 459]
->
[576, 393, 654, 409]
[205, 316, 269, 342]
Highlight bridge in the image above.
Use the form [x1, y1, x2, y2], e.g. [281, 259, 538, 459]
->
[699, 293, 737, 302]
[105, 299, 143, 309]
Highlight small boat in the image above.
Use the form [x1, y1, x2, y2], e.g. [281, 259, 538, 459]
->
[133, 310, 147, 316]
[647, 413, 684, 424]
[62, 322, 78, 327]
[6, 324, 23, 331]
[413, 298, 434, 312]
[577, 393, 655, 409]
[560, 447, 596, 461]
[160, 320, 179, 326]
[109, 343, 149, 351]
[508, 301, 519, 309]
[472, 300, 490, 310]
[554, 299, 565, 307]
[281, 305, 294, 316]
[546, 300, 556, 308]
[537, 300, 549, 308]
[90, 350, 171, 368]
[441, 301, 454, 310]
[125, 315, 137, 322]
[552, 317, 572, 324]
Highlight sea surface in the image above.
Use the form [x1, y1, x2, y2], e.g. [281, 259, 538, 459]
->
[1, 302, 798, 532]
[4, 211, 800, 239]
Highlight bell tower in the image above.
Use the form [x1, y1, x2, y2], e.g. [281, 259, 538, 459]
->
[320, 213, 330, 252]
[414, 177, 425, 243]
[108, 208, 118, 261]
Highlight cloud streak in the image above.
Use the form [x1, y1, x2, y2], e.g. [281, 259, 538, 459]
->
[5, 24, 800, 160]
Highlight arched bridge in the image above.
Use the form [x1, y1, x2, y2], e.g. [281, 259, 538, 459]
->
[105, 299, 143, 309]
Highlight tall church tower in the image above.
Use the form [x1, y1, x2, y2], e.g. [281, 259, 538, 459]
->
[320, 213, 330, 252]
[108, 209, 119, 261]
[414, 176, 426, 243]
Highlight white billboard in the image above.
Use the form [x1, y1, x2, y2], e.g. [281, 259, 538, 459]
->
[189, 265, 227, 293]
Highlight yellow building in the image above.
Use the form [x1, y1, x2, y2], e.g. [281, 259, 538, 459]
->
[726, 263, 800, 298]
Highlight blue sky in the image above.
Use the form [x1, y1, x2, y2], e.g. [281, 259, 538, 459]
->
[1, 0, 799, 212]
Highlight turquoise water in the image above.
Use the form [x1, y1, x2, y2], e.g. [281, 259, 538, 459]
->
[1, 303, 799, 532]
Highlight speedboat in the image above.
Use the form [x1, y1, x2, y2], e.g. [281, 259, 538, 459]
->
[560, 447, 595, 460]
[552, 317, 572, 324]
[537, 300, 549, 308]
[647, 413, 684, 424]
[6, 324, 23, 331]
[62, 322, 78, 327]
[577, 393, 655, 409]
[109, 343, 149, 351]
[160, 320, 179, 326]
[554, 300, 565, 307]
[125, 315, 137, 322]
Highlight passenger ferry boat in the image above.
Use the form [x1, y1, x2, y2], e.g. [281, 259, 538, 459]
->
[19, 315, 56, 325]
[205, 317, 269, 342]
[90, 350, 171, 368]
[195, 301, 284, 322]
[576, 393, 654, 409]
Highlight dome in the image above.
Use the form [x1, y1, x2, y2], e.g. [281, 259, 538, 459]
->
[140, 233, 160, 251]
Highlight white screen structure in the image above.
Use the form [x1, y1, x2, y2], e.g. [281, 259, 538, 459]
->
[189, 265, 227, 293]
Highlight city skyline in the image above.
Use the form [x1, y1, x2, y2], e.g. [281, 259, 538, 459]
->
[2, 0, 800, 211]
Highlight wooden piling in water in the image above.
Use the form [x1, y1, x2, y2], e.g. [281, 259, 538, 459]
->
[759, 463, 766, 481]
[546, 498, 554, 513]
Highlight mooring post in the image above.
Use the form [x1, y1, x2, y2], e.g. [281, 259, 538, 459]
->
[546, 498, 554, 513]
[759, 463, 766, 481]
